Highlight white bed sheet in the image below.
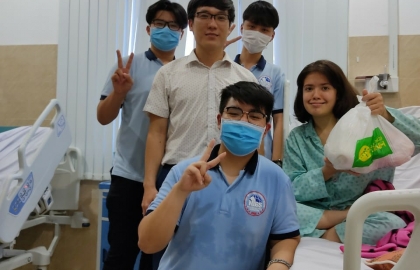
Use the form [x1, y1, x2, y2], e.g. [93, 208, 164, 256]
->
[292, 237, 372, 270]
[0, 126, 50, 194]
[394, 154, 420, 190]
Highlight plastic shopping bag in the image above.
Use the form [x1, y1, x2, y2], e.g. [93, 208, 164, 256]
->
[324, 76, 415, 174]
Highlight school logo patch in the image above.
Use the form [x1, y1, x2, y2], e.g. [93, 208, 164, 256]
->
[258, 75, 272, 91]
[244, 191, 266, 216]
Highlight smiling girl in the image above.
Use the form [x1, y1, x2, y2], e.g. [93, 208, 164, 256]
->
[283, 60, 420, 245]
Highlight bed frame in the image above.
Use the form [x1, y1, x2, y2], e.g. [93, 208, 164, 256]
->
[344, 189, 420, 270]
[0, 99, 89, 270]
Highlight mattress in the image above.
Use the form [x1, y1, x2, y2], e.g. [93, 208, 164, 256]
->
[291, 237, 372, 270]
[0, 126, 50, 194]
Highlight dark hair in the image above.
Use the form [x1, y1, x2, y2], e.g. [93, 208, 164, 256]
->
[219, 81, 274, 122]
[146, 0, 188, 29]
[243, 1, 279, 29]
[187, 0, 235, 24]
[294, 60, 359, 123]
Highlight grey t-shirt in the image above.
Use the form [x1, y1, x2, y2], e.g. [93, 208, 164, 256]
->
[100, 49, 163, 182]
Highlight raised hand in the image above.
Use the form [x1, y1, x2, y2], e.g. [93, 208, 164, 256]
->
[361, 89, 394, 122]
[224, 23, 242, 49]
[111, 50, 134, 96]
[177, 140, 226, 193]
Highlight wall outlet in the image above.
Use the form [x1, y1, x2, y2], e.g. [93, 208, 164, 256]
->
[377, 76, 398, 93]
[363, 76, 399, 93]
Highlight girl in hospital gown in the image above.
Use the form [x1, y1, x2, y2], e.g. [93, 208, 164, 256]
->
[283, 60, 420, 245]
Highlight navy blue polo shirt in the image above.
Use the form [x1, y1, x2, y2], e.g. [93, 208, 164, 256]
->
[234, 55, 285, 160]
[147, 144, 300, 270]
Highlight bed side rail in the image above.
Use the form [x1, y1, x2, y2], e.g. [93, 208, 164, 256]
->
[343, 189, 420, 270]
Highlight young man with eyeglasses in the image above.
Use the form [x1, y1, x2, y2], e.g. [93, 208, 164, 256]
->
[139, 81, 300, 270]
[142, 1, 257, 268]
[234, 1, 285, 167]
[96, 1, 187, 269]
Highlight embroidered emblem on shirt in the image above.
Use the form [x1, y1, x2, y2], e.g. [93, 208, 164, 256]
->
[244, 191, 266, 216]
[258, 75, 272, 91]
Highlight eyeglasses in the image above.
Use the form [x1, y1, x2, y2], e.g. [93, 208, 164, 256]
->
[195, 12, 229, 23]
[224, 106, 267, 124]
[151, 19, 181, 31]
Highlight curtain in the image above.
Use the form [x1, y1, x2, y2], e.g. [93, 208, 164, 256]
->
[57, 0, 139, 180]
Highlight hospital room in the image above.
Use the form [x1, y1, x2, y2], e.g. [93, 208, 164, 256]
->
[0, 0, 419, 269]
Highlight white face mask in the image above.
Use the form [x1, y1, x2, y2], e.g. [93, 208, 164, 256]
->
[242, 29, 272, 54]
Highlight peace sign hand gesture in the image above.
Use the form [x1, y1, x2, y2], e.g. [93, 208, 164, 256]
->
[111, 50, 134, 96]
[177, 140, 226, 193]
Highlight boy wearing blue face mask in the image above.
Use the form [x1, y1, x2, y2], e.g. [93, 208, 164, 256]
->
[97, 1, 187, 269]
[234, 1, 285, 167]
[139, 81, 300, 270]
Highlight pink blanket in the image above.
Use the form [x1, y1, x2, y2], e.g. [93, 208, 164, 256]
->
[339, 180, 415, 258]
[339, 221, 414, 258]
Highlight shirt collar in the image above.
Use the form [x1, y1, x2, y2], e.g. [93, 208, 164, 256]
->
[145, 48, 175, 61]
[303, 119, 318, 138]
[208, 144, 258, 175]
[234, 54, 266, 70]
[145, 48, 157, 61]
[186, 49, 233, 66]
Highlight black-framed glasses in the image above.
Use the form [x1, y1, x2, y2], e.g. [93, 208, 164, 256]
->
[151, 19, 181, 31]
[224, 106, 267, 123]
[195, 12, 229, 22]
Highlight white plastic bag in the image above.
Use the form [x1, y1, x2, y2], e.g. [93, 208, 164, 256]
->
[324, 76, 415, 174]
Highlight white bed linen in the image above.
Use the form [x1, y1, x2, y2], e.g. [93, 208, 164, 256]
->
[0, 126, 50, 194]
[394, 154, 420, 190]
[292, 237, 372, 270]
[393, 106, 420, 190]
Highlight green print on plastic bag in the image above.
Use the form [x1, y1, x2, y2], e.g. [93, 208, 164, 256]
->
[353, 127, 393, 167]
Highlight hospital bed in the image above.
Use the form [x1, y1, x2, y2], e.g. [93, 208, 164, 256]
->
[0, 99, 89, 270]
[285, 104, 420, 270]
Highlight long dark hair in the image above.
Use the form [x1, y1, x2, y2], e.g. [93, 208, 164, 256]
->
[294, 60, 359, 123]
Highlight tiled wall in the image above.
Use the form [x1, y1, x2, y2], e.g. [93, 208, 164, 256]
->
[348, 35, 420, 108]
[0, 45, 57, 126]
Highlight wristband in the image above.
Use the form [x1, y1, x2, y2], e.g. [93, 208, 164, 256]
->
[272, 159, 283, 168]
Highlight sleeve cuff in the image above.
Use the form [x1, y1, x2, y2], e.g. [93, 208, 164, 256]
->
[272, 109, 284, 115]
[269, 229, 300, 240]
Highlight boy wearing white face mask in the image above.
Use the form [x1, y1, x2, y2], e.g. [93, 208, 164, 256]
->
[234, 1, 285, 167]
[97, 1, 187, 269]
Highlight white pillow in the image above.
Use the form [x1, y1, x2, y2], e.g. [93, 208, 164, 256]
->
[393, 106, 420, 189]
[398, 106, 420, 118]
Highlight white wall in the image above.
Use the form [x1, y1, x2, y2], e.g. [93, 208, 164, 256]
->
[349, 0, 420, 37]
[2, 0, 418, 44]
[0, 0, 59, 45]
[399, 0, 420, 35]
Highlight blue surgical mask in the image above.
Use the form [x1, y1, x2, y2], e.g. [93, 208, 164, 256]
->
[220, 119, 265, 156]
[150, 27, 180, 52]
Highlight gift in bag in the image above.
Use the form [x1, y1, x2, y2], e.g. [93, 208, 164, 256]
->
[324, 76, 415, 174]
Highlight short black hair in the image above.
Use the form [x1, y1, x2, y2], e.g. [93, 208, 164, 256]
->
[294, 60, 359, 123]
[243, 1, 279, 29]
[187, 0, 235, 24]
[219, 81, 274, 123]
[146, 0, 188, 29]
